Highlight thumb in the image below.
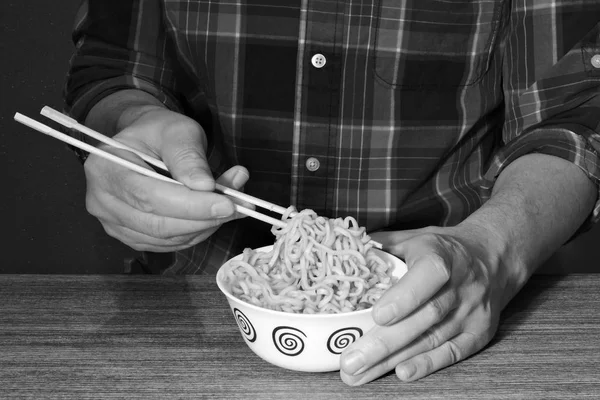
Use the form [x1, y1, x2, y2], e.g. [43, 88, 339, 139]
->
[161, 126, 215, 191]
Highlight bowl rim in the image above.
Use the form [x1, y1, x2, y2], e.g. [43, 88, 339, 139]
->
[215, 245, 407, 319]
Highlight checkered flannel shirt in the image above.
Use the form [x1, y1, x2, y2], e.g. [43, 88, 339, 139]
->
[64, 0, 600, 274]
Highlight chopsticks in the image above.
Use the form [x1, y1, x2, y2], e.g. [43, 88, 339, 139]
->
[14, 107, 382, 249]
[39, 106, 290, 216]
[14, 111, 287, 228]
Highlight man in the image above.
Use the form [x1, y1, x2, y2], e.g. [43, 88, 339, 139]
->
[64, 0, 600, 385]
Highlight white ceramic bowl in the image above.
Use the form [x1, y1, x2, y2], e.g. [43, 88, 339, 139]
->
[216, 245, 408, 372]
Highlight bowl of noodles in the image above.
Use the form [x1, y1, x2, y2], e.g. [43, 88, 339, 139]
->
[216, 209, 408, 372]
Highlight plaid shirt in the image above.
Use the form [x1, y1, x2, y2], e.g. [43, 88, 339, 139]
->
[64, 1, 600, 274]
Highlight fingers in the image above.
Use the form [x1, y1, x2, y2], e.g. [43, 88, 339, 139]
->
[87, 166, 249, 251]
[340, 311, 462, 386]
[395, 332, 481, 382]
[342, 310, 495, 385]
[340, 286, 457, 377]
[86, 153, 237, 222]
[90, 190, 228, 238]
[86, 149, 250, 249]
[372, 234, 453, 326]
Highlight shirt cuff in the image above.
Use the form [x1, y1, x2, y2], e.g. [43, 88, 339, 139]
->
[482, 125, 600, 224]
[65, 75, 183, 123]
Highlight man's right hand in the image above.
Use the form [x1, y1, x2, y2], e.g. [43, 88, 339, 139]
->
[83, 105, 249, 252]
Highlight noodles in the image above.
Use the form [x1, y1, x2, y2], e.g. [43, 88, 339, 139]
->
[221, 207, 398, 314]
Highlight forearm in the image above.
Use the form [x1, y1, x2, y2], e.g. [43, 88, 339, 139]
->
[85, 89, 167, 137]
[457, 153, 597, 305]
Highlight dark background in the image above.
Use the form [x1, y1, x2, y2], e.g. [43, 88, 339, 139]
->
[1, 0, 598, 274]
[1, 0, 136, 273]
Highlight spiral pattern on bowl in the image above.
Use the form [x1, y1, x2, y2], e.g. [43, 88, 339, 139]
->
[272, 326, 306, 356]
[327, 327, 363, 354]
[233, 308, 256, 342]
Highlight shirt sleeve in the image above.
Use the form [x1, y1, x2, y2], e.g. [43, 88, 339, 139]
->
[483, 8, 600, 222]
[63, 0, 185, 122]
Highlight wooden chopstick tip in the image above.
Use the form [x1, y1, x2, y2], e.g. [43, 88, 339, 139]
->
[40, 106, 77, 128]
[14, 113, 50, 134]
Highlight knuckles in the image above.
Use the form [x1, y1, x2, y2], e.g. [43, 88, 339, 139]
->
[165, 117, 202, 135]
[126, 180, 156, 215]
[414, 233, 453, 283]
[140, 215, 170, 240]
[445, 340, 462, 365]
[426, 296, 447, 323]
[366, 334, 396, 359]
[424, 328, 443, 350]
[425, 252, 451, 283]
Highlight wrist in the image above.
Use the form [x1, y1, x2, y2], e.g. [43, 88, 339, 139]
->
[452, 215, 528, 308]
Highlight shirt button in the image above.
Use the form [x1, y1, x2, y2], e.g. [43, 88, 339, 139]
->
[305, 157, 320, 172]
[592, 55, 600, 69]
[311, 53, 326, 68]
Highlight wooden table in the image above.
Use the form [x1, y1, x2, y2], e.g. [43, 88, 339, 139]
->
[1, 274, 599, 399]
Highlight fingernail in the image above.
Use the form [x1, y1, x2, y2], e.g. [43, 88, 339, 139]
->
[211, 201, 234, 218]
[343, 350, 366, 375]
[231, 169, 249, 189]
[375, 303, 397, 325]
[398, 363, 417, 381]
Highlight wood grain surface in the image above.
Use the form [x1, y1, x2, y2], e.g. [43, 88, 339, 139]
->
[1, 274, 599, 399]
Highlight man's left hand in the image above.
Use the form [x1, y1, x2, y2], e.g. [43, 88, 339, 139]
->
[340, 224, 508, 384]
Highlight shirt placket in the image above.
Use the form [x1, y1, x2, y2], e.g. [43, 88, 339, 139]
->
[291, 1, 344, 215]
